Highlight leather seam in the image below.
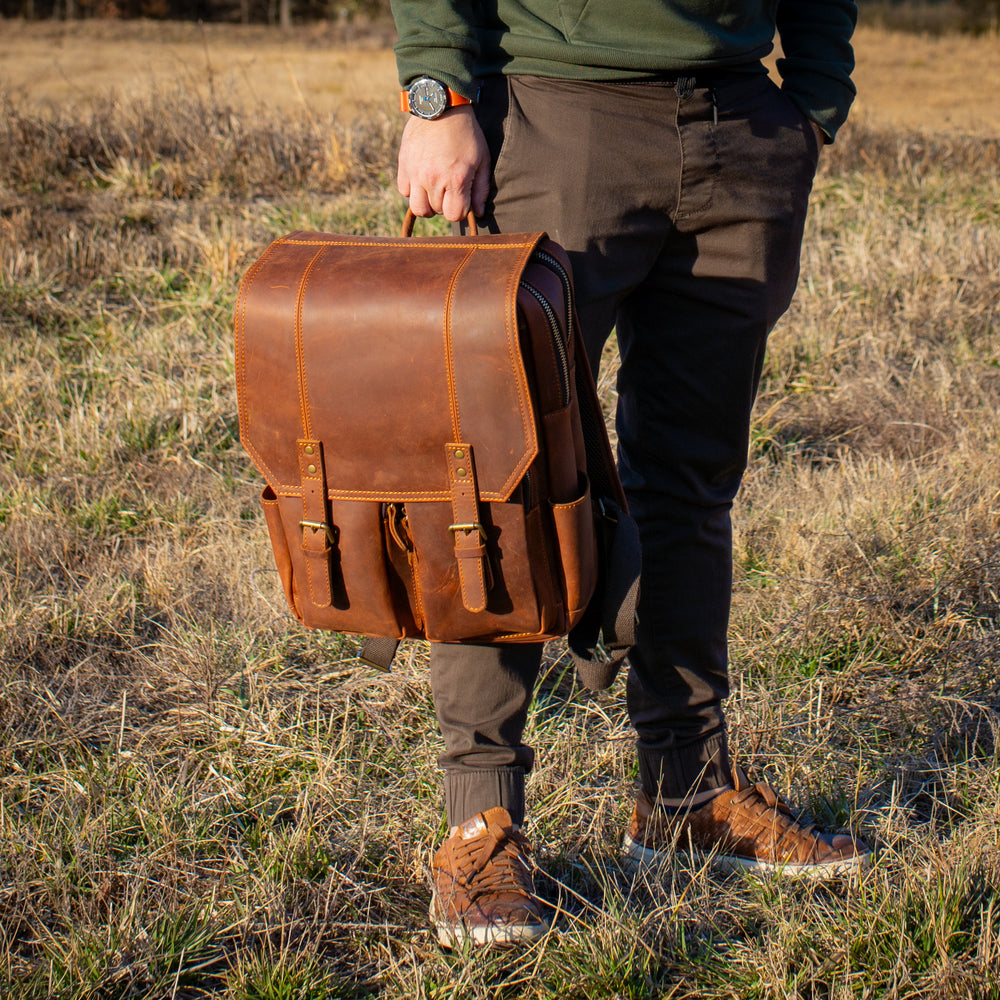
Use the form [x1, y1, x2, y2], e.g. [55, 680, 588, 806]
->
[294, 246, 329, 440]
[498, 242, 540, 498]
[280, 238, 540, 250]
[444, 249, 477, 443]
[234, 240, 281, 487]
[265, 488, 514, 502]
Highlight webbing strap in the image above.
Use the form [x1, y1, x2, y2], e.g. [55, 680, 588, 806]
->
[359, 636, 398, 672]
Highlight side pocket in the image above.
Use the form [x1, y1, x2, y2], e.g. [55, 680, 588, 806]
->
[261, 485, 300, 620]
[549, 474, 598, 619]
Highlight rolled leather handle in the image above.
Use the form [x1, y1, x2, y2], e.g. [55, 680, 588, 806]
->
[401, 208, 478, 238]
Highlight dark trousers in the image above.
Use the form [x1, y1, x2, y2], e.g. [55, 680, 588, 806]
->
[433, 71, 821, 826]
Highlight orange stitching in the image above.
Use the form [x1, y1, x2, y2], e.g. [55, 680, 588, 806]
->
[497, 240, 542, 497]
[258, 487, 515, 502]
[234, 241, 281, 486]
[294, 246, 329, 440]
[280, 238, 541, 250]
[444, 248, 476, 442]
[407, 548, 426, 630]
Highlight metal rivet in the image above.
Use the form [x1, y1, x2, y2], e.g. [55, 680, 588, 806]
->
[307, 464, 317, 474]
[304, 445, 315, 455]
[457, 468, 467, 477]
[454, 449, 464, 459]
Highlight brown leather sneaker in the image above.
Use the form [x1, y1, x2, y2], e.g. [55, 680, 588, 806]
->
[624, 765, 870, 880]
[430, 807, 549, 947]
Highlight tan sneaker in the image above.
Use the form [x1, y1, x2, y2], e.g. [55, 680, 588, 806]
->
[624, 765, 870, 880]
[430, 807, 549, 947]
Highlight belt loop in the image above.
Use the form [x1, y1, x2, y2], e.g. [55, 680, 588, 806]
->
[676, 76, 696, 101]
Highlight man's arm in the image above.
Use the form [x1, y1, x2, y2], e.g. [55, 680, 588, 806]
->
[776, 0, 858, 143]
[391, 0, 490, 220]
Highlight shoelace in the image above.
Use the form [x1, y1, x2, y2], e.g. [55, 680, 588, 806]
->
[730, 778, 824, 858]
[453, 820, 534, 901]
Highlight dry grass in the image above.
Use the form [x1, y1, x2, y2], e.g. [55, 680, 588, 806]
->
[2, 21, 1000, 1000]
[0, 19, 400, 120]
[3, 20, 1000, 134]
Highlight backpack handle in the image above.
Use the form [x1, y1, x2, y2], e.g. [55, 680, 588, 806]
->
[401, 208, 478, 237]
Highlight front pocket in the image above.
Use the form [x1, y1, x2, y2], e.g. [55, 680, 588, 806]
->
[404, 498, 551, 642]
[266, 491, 408, 638]
[550, 476, 598, 620]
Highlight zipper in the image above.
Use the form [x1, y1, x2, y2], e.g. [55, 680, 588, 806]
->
[533, 248, 575, 326]
[383, 501, 424, 628]
[383, 502, 413, 552]
[519, 279, 572, 409]
[522, 467, 535, 509]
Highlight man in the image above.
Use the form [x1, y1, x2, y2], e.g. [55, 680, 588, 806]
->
[390, 0, 870, 948]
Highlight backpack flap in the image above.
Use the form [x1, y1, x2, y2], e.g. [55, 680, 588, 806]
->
[236, 230, 545, 504]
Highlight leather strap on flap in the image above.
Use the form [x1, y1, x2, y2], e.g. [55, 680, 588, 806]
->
[446, 442, 488, 613]
[298, 439, 334, 609]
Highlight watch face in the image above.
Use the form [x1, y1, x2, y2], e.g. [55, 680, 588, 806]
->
[408, 77, 449, 119]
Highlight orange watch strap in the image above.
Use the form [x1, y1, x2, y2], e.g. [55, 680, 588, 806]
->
[399, 86, 473, 114]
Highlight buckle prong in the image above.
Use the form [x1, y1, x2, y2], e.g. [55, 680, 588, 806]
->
[299, 519, 336, 544]
[448, 522, 487, 541]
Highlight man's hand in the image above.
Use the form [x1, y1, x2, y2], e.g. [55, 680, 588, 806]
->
[397, 105, 491, 222]
[810, 120, 826, 150]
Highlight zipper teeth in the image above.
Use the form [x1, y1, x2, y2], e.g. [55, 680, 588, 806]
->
[533, 249, 575, 326]
[520, 280, 571, 409]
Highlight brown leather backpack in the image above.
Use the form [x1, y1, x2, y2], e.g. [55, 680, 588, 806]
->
[234, 215, 638, 690]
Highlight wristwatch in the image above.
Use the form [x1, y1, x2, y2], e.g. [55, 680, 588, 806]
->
[400, 77, 472, 120]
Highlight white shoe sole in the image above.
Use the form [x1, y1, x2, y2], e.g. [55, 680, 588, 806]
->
[430, 894, 549, 948]
[623, 836, 871, 881]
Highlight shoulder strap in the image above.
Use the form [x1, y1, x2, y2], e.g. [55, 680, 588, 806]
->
[567, 322, 641, 691]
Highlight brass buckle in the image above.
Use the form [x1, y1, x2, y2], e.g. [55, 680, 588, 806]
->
[299, 519, 337, 544]
[448, 522, 487, 541]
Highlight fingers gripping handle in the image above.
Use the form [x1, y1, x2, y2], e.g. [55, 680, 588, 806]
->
[401, 209, 479, 237]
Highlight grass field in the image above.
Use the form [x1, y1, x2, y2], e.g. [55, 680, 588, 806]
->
[2, 19, 1000, 1000]
[3, 19, 1000, 132]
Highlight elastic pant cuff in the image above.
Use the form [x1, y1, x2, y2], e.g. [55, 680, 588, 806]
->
[638, 729, 732, 800]
[444, 767, 526, 828]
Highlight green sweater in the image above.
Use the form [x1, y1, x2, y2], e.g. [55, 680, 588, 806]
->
[391, 0, 857, 140]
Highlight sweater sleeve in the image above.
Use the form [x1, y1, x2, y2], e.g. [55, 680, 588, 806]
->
[775, 0, 858, 142]
[390, 0, 482, 100]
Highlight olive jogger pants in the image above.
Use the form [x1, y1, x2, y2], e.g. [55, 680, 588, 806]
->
[432, 69, 821, 826]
